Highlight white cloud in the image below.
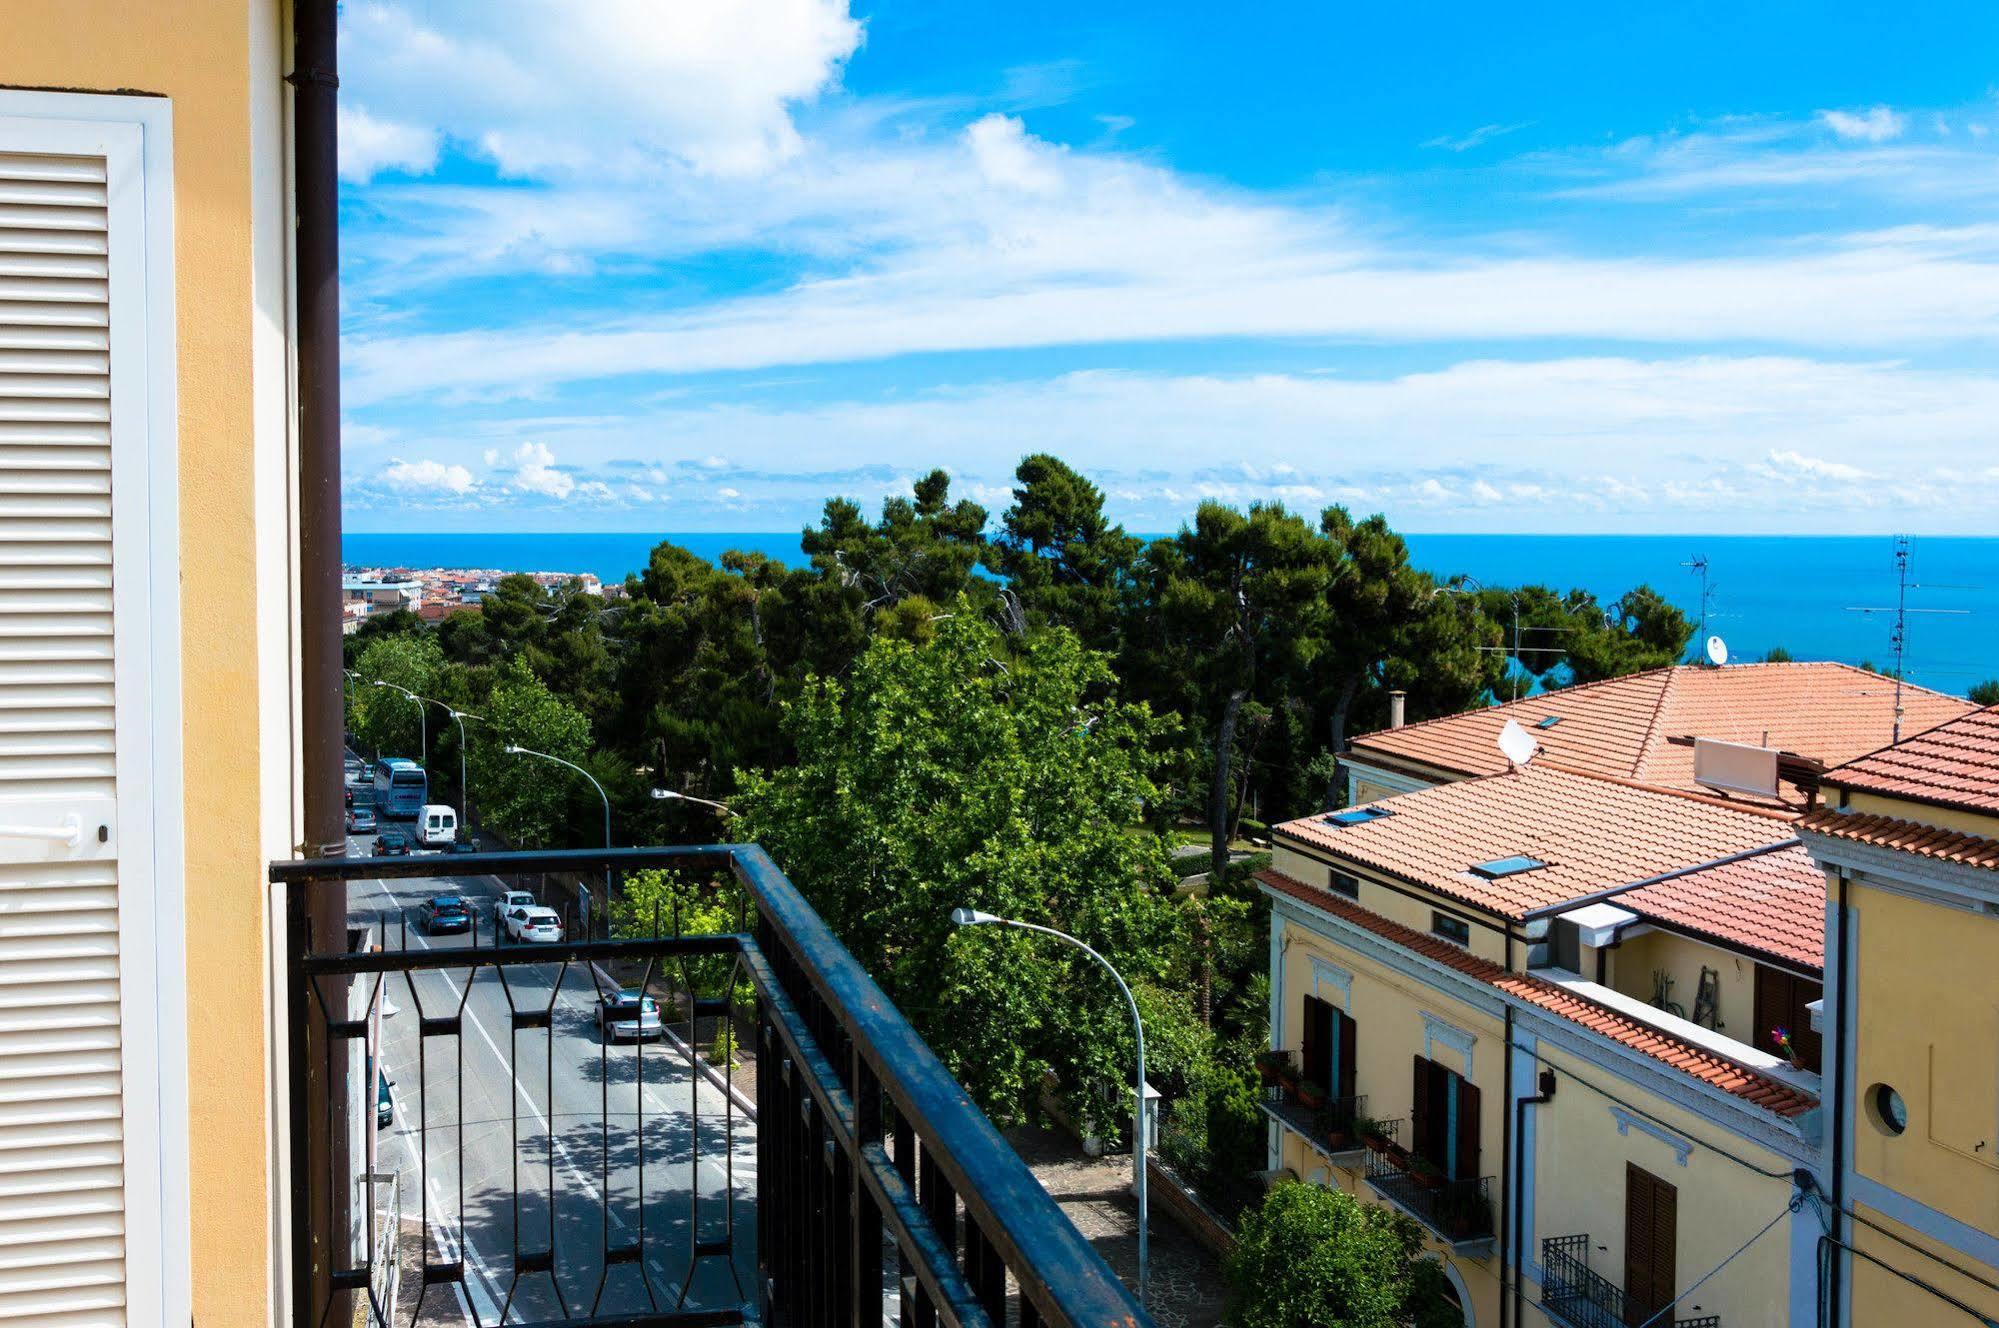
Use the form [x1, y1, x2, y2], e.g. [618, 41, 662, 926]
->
[1819, 106, 1906, 143]
[376, 457, 476, 494]
[1757, 449, 1871, 481]
[339, 0, 862, 180]
[507, 442, 575, 499]
[966, 114, 1065, 194]
[338, 105, 441, 183]
[1423, 122, 1529, 152]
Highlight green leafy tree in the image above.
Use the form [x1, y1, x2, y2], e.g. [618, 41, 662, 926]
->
[347, 633, 444, 763]
[1565, 584, 1695, 682]
[1226, 1182, 1433, 1328]
[989, 453, 1141, 652]
[1762, 646, 1795, 663]
[734, 607, 1183, 1123]
[468, 656, 593, 849]
[611, 868, 752, 1009]
[1969, 679, 1999, 707]
[1315, 511, 1500, 810]
[800, 470, 992, 616]
[1131, 502, 1328, 877]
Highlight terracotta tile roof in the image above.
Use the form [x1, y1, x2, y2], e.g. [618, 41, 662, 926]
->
[1348, 663, 1974, 805]
[1274, 763, 1794, 920]
[1797, 807, 1999, 871]
[1820, 706, 1999, 815]
[1619, 844, 1825, 970]
[1256, 867, 1817, 1119]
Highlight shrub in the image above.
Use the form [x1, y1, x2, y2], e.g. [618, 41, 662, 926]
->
[1226, 1182, 1412, 1328]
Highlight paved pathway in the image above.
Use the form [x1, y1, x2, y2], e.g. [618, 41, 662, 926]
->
[1005, 1125, 1228, 1328]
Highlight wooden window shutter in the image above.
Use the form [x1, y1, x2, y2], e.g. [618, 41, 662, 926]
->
[1790, 977, 1823, 1072]
[1624, 1164, 1678, 1325]
[1301, 994, 1332, 1088]
[1411, 1055, 1432, 1156]
[1753, 966, 1790, 1058]
[1335, 1007, 1357, 1103]
[0, 132, 129, 1323]
[1453, 1078, 1481, 1181]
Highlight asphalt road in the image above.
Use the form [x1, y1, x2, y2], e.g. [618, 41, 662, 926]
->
[347, 823, 758, 1326]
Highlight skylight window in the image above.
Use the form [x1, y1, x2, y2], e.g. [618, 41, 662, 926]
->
[1324, 806, 1393, 828]
[1535, 715, 1562, 729]
[1470, 855, 1548, 879]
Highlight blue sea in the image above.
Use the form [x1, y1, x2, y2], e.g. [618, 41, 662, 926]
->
[341, 532, 1999, 693]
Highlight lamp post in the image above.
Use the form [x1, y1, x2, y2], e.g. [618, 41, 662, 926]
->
[425, 704, 481, 826]
[505, 744, 612, 921]
[949, 907, 1150, 1309]
[649, 787, 735, 817]
[371, 679, 426, 760]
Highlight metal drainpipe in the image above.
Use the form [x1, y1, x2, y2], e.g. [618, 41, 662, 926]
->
[292, 0, 349, 1320]
[1512, 1064, 1557, 1328]
[1827, 855, 1851, 1328]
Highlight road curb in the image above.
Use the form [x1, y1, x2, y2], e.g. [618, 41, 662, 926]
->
[589, 961, 758, 1121]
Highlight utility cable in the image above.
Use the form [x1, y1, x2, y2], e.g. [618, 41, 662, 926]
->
[1633, 1196, 1798, 1328]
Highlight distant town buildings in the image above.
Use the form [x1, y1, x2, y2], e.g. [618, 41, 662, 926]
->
[340, 566, 605, 633]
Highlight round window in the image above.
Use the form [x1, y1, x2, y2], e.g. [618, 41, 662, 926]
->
[1868, 1084, 1908, 1136]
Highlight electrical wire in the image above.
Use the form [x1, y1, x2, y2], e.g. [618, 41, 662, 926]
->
[1509, 1040, 1798, 1180]
[1633, 1196, 1799, 1328]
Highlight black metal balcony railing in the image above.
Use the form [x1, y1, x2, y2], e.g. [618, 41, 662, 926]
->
[1541, 1235, 1720, 1328]
[277, 844, 1151, 1328]
[1360, 1134, 1494, 1247]
[1259, 1090, 1368, 1159]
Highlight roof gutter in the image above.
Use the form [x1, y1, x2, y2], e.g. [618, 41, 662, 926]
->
[1517, 840, 1796, 924]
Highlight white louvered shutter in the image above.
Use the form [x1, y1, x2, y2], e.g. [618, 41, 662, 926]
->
[0, 141, 129, 1327]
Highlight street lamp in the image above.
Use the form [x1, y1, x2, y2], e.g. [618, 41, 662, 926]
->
[649, 787, 735, 816]
[949, 907, 1151, 1309]
[433, 705, 481, 826]
[505, 744, 612, 919]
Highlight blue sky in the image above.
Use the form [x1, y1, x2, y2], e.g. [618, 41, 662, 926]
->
[337, 0, 1999, 534]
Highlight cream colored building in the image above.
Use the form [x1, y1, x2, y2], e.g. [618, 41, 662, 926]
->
[0, 3, 305, 1321]
[1260, 763, 1827, 1327]
[1798, 706, 1999, 1328]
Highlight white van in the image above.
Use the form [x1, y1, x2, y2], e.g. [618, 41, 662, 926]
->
[418, 804, 458, 848]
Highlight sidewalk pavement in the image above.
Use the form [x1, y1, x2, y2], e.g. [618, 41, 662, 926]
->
[1005, 1124, 1228, 1328]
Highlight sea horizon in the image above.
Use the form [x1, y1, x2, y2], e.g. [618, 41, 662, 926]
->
[343, 530, 1999, 693]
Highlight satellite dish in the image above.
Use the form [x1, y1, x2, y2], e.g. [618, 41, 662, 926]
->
[1497, 719, 1539, 769]
[1705, 635, 1729, 667]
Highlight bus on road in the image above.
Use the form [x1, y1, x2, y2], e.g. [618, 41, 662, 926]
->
[373, 758, 428, 819]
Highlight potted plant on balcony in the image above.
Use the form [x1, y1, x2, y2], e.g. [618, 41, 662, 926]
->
[1409, 1154, 1443, 1191]
[1255, 1049, 1293, 1087]
[1316, 1105, 1354, 1150]
[1294, 1078, 1327, 1110]
[1357, 1116, 1392, 1153]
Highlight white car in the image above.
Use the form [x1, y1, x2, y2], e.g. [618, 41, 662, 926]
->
[495, 890, 535, 926]
[503, 905, 563, 944]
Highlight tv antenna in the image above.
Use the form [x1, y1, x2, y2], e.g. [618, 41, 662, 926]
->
[1682, 553, 1715, 657]
[1844, 535, 1973, 742]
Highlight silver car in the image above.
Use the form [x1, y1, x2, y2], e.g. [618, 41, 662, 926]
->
[596, 989, 664, 1042]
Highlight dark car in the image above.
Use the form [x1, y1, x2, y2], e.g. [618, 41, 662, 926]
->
[376, 1072, 393, 1128]
[375, 827, 412, 857]
[420, 895, 471, 935]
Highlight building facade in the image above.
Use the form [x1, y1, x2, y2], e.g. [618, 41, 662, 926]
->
[1799, 707, 1999, 1328]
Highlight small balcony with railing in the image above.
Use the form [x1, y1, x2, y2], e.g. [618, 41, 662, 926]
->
[279, 843, 1151, 1328]
[1540, 1235, 1720, 1328]
[1357, 1121, 1494, 1253]
[1255, 1052, 1369, 1165]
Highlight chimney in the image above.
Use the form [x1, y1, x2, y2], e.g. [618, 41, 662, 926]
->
[1388, 690, 1407, 729]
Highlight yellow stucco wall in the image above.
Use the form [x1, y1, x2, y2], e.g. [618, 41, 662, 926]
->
[1848, 880, 1999, 1239]
[1275, 838, 1512, 968]
[1275, 900, 1812, 1327]
[1840, 787, 1999, 840]
[1848, 1201, 1999, 1328]
[1604, 928, 1763, 1043]
[0, 4, 279, 1322]
[1277, 916, 1510, 1324]
[1526, 1041, 1796, 1328]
